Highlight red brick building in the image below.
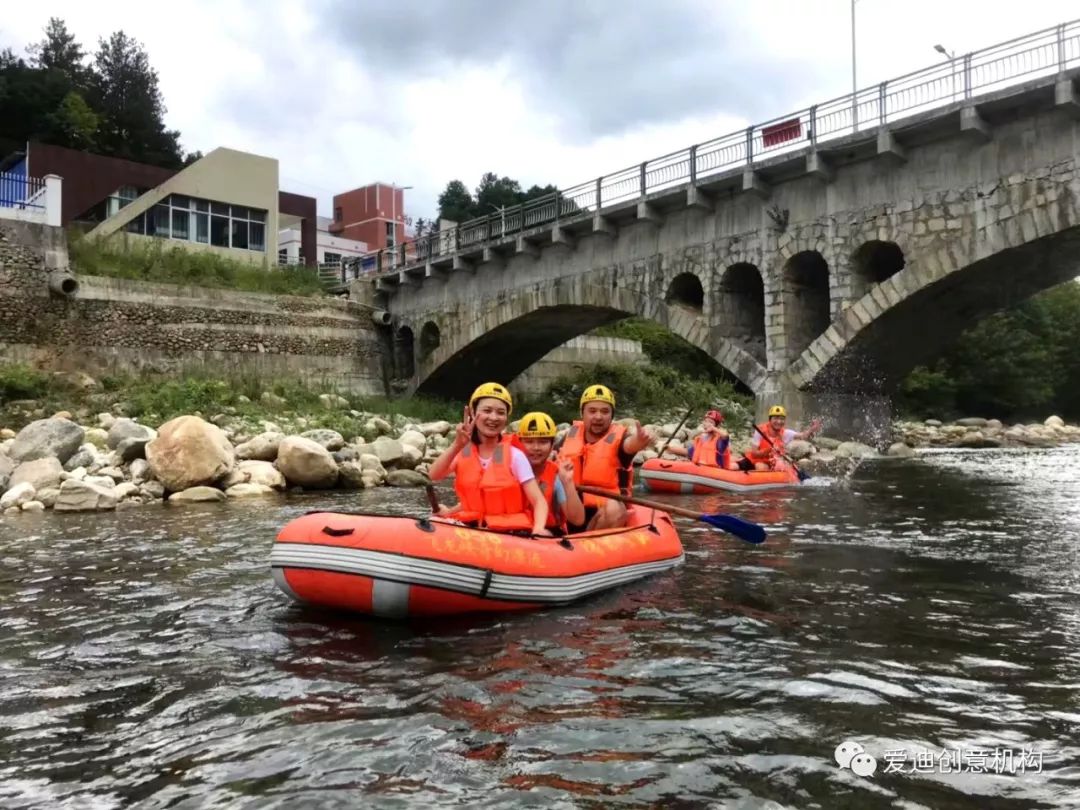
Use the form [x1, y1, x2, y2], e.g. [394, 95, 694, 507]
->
[329, 183, 407, 251]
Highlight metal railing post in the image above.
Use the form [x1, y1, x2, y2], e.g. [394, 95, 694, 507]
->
[745, 127, 754, 165]
[639, 162, 648, 197]
[689, 145, 698, 185]
[595, 176, 602, 211]
[963, 53, 972, 99]
[1057, 23, 1066, 74]
[810, 105, 818, 147]
[878, 81, 887, 125]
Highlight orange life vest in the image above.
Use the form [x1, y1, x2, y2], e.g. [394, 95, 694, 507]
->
[747, 422, 785, 465]
[691, 432, 730, 468]
[533, 460, 562, 530]
[557, 421, 633, 508]
[451, 436, 532, 531]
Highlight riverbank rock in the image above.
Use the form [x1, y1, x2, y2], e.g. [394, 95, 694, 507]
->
[835, 441, 877, 459]
[887, 442, 916, 458]
[894, 416, 1080, 449]
[814, 436, 841, 451]
[54, 479, 117, 512]
[399, 430, 427, 453]
[145, 415, 235, 492]
[225, 482, 276, 498]
[386, 469, 428, 487]
[9, 457, 63, 493]
[169, 486, 227, 503]
[0, 453, 15, 490]
[418, 421, 452, 437]
[9, 418, 85, 464]
[276, 436, 339, 488]
[1045, 415, 1065, 429]
[300, 429, 345, 451]
[21, 500, 45, 513]
[235, 431, 283, 462]
[1, 482, 36, 510]
[367, 437, 405, 467]
[84, 428, 109, 449]
[785, 440, 815, 461]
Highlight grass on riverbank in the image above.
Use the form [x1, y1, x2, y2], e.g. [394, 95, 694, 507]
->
[1, 360, 753, 437]
[68, 233, 327, 296]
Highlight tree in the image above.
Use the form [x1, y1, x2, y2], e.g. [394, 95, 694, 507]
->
[47, 90, 98, 149]
[182, 150, 204, 166]
[90, 31, 183, 168]
[28, 17, 86, 85]
[437, 179, 475, 224]
[475, 172, 523, 216]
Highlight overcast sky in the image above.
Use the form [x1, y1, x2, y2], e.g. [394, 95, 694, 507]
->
[2, 1, 1076, 223]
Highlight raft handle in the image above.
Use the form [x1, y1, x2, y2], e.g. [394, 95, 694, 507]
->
[559, 538, 574, 550]
[321, 526, 355, 537]
[479, 569, 494, 598]
[415, 518, 435, 533]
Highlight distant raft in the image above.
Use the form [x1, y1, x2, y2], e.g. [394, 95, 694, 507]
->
[270, 505, 684, 618]
[639, 457, 802, 494]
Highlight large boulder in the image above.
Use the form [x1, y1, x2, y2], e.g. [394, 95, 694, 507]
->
[54, 479, 117, 512]
[835, 441, 877, 459]
[397, 444, 424, 470]
[168, 486, 226, 503]
[63, 446, 98, 472]
[813, 436, 841, 451]
[300, 429, 345, 451]
[1045, 415, 1065, 429]
[954, 417, 989, 428]
[107, 418, 157, 450]
[418, 421, 452, 438]
[386, 469, 429, 487]
[1, 482, 36, 510]
[223, 460, 286, 490]
[145, 416, 235, 492]
[338, 460, 367, 489]
[0, 453, 13, 490]
[8, 418, 85, 464]
[785, 440, 815, 461]
[399, 430, 427, 452]
[276, 436, 339, 488]
[235, 432, 283, 461]
[8, 457, 63, 493]
[225, 483, 276, 498]
[886, 442, 916, 458]
[369, 437, 405, 467]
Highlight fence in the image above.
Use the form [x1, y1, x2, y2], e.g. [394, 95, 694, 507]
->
[0, 171, 61, 226]
[340, 17, 1080, 284]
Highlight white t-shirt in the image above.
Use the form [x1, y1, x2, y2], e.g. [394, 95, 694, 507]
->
[452, 445, 535, 484]
[753, 428, 798, 445]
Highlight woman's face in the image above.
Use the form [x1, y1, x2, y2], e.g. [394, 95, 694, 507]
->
[473, 398, 509, 438]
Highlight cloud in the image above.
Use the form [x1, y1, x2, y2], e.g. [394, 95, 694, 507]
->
[316, 0, 833, 141]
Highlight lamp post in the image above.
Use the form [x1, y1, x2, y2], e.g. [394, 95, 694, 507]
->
[487, 202, 507, 236]
[389, 182, 413, 251]
[935, 44, 958, 103]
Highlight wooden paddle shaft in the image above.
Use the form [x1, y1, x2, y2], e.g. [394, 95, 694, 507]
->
[578, 485, 703, 521]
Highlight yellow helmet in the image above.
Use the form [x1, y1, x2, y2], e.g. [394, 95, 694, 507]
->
[469, 382, 513, 415]
[580, 383, 616, 410]
[768, 405, 787, 418]
[517, 411, 557, 439]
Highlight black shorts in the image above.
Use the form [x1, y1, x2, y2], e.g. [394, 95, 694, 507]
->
[566, 505, 599, 535]
[736, 457, 754, 472]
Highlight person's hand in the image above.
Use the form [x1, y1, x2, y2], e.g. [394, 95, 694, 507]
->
[435, 504, 455, 515]
[808, 418, 823, 435]
[634, 420, 653, 444]
[454, 405, 475, 446]
[557, 458, 576, 485]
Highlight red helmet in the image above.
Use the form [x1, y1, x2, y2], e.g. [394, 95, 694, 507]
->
[705, 409, 724, 424]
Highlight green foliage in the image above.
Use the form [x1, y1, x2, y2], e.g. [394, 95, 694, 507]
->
[590, 317, 746, 387]
[435, 173, 578, 225]
[0, 363, 51, 402]
[525, 362, 753, 426]
[897, 280, 1080, 420]
[69, 234, 326, 296]
[0, 19, 188, 168]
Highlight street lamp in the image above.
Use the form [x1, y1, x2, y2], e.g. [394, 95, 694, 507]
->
[851, 0, 862, 132]
[934, 44, 958, 103]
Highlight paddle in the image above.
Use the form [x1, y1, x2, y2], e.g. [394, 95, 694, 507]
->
[578, 485, 766, 544]
[657, 405, 697, 458]
[424, 483, 441, 513]
[749, 422, 811, 482]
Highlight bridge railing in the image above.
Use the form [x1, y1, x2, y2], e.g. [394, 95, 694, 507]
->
[343, 18, 1080, 284]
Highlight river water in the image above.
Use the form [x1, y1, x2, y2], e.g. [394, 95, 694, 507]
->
[1, 447, 1079, 809]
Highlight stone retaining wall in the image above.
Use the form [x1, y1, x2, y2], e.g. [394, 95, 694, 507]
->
[509, 335, 647, 395]
[0, 221, 387, 393]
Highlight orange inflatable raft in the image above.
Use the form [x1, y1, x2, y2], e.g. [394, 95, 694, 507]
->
[640, 457, 802, 494]
[270, 505, 684, 618]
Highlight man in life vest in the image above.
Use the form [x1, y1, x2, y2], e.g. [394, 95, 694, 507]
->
[738, 405, 822, 471]
[517, 411, 586, 534]
[665, 409, 737, 469]
[428, 382, 552, 535]
[555, 384, 654, 532]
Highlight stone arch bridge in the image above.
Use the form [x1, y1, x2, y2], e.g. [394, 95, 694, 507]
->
[353, 59, 1080, 436]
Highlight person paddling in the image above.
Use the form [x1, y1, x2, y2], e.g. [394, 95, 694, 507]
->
[516, 411, 586, 534]
[428, 382, 552, 536]
[737, 405, 822, 472]
[665, 409, 737, 470]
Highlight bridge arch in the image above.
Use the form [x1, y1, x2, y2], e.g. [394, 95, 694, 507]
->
[393, 325, 415, 380]
[782, 250, 831, 363]
[412, 278, 768, 401]
[665, 272, 705, 312]
[851, 240, 906, 301]
[717, 263, 766, 363]
[418, 320, 441, 361]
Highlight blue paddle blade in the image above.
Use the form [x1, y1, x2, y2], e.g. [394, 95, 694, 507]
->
[698, 513, 767, 544]
[795, 467, 812, 482]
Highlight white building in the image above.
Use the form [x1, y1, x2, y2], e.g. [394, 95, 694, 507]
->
[278, 215, 368, 266]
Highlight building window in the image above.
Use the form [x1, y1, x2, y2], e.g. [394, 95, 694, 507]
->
[386, 220, 395, 247]
[323, 251, 342, 265]
[122, 193, 268, 252]
[334, 206, 342, 222]
[278, 248, 287, 265]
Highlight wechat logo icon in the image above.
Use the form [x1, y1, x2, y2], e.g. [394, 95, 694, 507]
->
[835, 740, 877, 778]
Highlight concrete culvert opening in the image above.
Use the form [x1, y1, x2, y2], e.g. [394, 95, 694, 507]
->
[719, 263, 766, 362]
[783, 250, 831, 361]
[852, 241, 905, 298]
[665, 272, 705, 312]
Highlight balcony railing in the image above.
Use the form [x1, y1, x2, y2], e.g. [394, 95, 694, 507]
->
[340, 17, 1080, 285]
